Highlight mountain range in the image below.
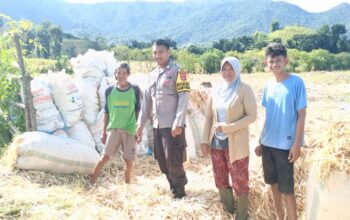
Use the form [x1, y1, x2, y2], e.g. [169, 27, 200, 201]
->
[1, 0, 350, 44]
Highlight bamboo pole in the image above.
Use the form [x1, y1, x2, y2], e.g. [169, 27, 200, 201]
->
[13, 33, 37, 131]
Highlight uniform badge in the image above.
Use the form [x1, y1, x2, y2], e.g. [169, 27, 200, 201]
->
[176, 69, 190, 93]
[180, 70, 187, 81]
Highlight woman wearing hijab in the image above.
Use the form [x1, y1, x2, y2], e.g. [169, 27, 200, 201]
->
[201, 57, 257, 220]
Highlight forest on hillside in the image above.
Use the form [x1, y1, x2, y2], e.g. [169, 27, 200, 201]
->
[1, 14, 350, 148]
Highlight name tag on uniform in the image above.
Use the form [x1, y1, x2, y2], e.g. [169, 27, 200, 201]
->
[163, 79, 170, 86]
[176, 69, 190, 92]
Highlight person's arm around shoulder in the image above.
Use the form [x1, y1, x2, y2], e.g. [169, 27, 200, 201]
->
[200, 96, 214, 157]
[221, 84, 257, 134]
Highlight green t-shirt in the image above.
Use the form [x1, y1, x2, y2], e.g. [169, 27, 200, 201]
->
[105, 84, 141, 135]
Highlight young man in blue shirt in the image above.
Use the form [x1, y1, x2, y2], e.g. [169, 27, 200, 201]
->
[255, 43, 307, 220]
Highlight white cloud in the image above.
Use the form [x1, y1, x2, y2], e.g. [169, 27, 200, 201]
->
[275, 0, 350, 12]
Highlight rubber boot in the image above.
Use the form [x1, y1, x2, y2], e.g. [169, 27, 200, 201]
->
[219, 187, 235, 214]
[166, 175, 175, 194]
[173, 185, 186, 199]
[236, 193, 248, 220]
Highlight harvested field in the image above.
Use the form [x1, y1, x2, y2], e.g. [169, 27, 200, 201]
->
[1, 71, 349, 219]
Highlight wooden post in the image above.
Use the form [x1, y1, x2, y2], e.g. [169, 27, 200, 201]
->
[13, 33, 37, 131]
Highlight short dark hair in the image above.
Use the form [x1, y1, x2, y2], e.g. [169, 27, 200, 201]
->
[153, 39, 170, 50]
[265, 43, 287, 57]
[115, 63, 130, 75]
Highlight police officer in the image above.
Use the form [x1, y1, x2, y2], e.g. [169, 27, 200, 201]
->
[136, 39, 190, 199]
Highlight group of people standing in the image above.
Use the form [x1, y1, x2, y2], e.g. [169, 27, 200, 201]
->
[89, 39, 307, 220]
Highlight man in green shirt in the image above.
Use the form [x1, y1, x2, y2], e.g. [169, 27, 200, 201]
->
[90, 63, 141, 184]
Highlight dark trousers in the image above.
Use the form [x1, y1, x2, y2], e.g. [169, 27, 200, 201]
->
[153, 128, 187, 187]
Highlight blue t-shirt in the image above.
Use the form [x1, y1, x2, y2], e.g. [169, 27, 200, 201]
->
[260, 74, 307, 150]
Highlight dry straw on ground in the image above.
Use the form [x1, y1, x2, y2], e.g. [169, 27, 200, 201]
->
[310, 121, 350, 181]
[1, 72, 350, 219]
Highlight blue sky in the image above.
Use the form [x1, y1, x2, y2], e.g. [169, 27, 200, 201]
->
[64, 0, 350, 13]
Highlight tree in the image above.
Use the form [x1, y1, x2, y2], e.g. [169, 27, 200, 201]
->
[285, 49, 311, 72]
[187, 44, 205, 55]
[0, 15, 34, 147]
[22, 29, 36, 56]
[49, 25, 63, 58]
[252, 32, 268, 49]
[309, 49, 334, 71]
[0, 36, 25, 147]
[36, 21, 51, 58]
[129, 40, 151, 49]
[334, 52, 350, 70]
[241, 58, 255, 73]
[199, 49, 224, 74]
[287, 34, 319, 52]
[270, 20, 280, 32]
[330, 24, 347, 53]
[337, 36, 350, 52]
[237, 36, 254, 51]
[64, 44, 77, 58]
[174, 49, 199, 73]
[213, 38, 242, 52]
[316, 25, 332, 52]
[113, 45, 132, 61]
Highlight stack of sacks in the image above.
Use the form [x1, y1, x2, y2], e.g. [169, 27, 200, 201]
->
[17, 50, 120, 174]
[12, 132, 99, 174]
[46, 70, 84, 127]
[70, 49, 117, 79]
[98, 77, 116, 113]
[70, 49, 118, 153]
[30, 76, 66, 137]
[66, 121, 96, 148]
[76, 78, 100, 125]
[46, 71, 95, 147]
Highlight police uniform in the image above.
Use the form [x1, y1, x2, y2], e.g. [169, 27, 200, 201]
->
[138, 59, 190, 198]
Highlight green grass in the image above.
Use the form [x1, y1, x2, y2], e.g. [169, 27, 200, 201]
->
[268, 26, 315, 44]
[24, 58, 56, 75]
